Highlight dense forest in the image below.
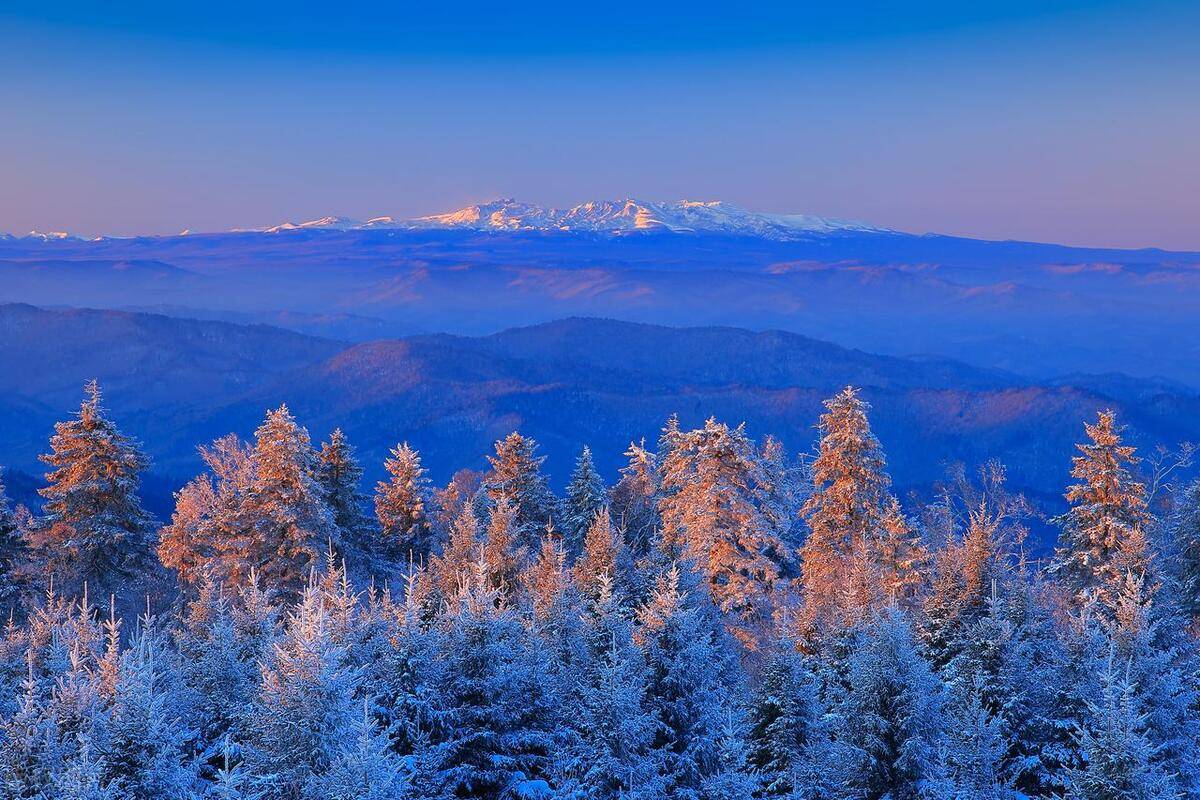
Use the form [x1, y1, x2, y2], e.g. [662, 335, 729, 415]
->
[1, 381, 1199, 800]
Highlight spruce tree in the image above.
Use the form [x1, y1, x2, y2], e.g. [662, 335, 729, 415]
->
[563, 446, 607, 559]
[609, 439, 660, 556]
[657, 417, 786, 646]
[374, 442, 435, 563]
[0, 471, 29, 609]
[160, 406, 336, 598]
[484, 432, 557, 552]
[799, 387, 890, 635]
[316, 429, 372, 555]
[1054, 411, 1151, 616]
[836, 610, 946, 800]
[29, 381, 156, 597]
[1168, 477, 1200, 624]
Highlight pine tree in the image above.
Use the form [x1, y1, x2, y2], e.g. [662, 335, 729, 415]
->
[563, 579, 664, 800]
[799, 387, 890, 635]
[374, 442, 435, 563]
[160, 406, 336, 598]
[100, 618, 194, 800]
[303, 697, 407, 800]
[609, 439, 660, 556]
[635, 563, 740, 800]
[747, 643, 840, 799]
[0, 471, 29, 610]
[836, 609, 946, 800]
[316, 429, 372, 555]
[1054, 411, 1151, 616]
[573, 508, 635, 609]
[563, 446, 607, 559]
[428, 503, 481, 604]
[484, 433, 557, 552]
[243, 578, 363, 800]
[482, 498, 523, 600]
[1068, 651, 1180, 800]
[657, 417, 786, 647]
[430, 563, 557, 799]
[28, 381, 156, 597]
[1168, 477, 1200, 625]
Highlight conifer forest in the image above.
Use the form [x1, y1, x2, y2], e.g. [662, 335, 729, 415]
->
[2, 379, 1198, 800]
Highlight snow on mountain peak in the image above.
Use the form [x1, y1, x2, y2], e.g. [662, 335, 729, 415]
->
[241, 199, 890, 239]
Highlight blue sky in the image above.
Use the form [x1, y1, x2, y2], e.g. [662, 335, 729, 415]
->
[1, 1, 1198, 248]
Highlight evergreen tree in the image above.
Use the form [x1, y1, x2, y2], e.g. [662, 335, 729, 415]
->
[303, 697, 407, 800]
[573, 508, 635, 609]
[100, 618, 194, 800]
[428, 503, 481, 604]
[0, 471, 29, 610]
[835, 610, 946, 800]
[1054, 411, 1152, 616]
[563, 446, 607, 559]
[746, 643, 840, 799]
[563, 579, 664, 800]
[1068, 651, 1180, 800]
[609, 439, 660, 556]
[429, 563, 557, 799]
[799, 387, 891, 635]
[635, 564, 740, 800]
[243, 578, 362, 800]
[1168, 477, 1200, 625]
[657, 417, 786, 647]
[374, 442, 435, 563]
[160, 406, 336, 598]
[484, 433, 557, 552]
[28, 381, 156, 597]
[316, 429, 372, 555]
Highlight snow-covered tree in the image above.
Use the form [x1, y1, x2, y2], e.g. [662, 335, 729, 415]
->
[0, 471, 29, 610]
[374, 442, 435, 563]
[303, 697, 407, 800]
[657, 417, 787, 647]
[428, 563, 557, 799]
[27, 381, 156, 597]
[799, 387, 891, 635]
[563, 446, 607, 559]
[1053, 411, 1152, 616]
[609, 439, 660, 556]
[835, 609, 946, 800]
[1068, 651, 1180, 800]
[316, 429, 373, 555]
[1168, 477, 1200, 624]
[160, 406, 336, 598]
[484, 432, 557, 552]
[243, 578, 363, 800]
[635, 563, 740, 800]
[100, 618, 195, 800]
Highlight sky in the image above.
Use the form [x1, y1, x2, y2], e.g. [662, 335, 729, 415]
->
[1, 1, 1198, 249]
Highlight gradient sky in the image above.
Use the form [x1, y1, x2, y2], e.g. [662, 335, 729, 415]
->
[2, 1, 1198, 248]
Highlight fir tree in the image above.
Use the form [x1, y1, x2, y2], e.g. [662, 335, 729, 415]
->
[100, 618, 195, 800]
[635, 564, 740, 800]
[316, 429, 372, 555]
[374, 442, 435, 563]
[0, 471, 29, 610]
[573, 507, 635, 609]
[28, 381, 156, 597]
[836, 609, 946, 800]
[1168, 477, 1200, 624]
[484, 433, 557, 552]
[563, 446, 607, 559]
[1068, 651, 1180, 800]
[657, 418, 786, 647]
[799, 387, 890, 635]
[1054, 411, 1152, 616]
[160, 406, 336, 598]
[609, 439, 660, 556]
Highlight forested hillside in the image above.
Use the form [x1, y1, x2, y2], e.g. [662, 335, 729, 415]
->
[0, 380, 1198, 799]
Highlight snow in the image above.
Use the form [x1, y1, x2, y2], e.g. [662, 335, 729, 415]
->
[242, 198, 891, 239]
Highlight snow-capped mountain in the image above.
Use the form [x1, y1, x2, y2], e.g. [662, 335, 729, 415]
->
[249, 198, 890, 239]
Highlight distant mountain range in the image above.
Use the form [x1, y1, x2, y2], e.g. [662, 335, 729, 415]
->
[3, 305, 1197, 550]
